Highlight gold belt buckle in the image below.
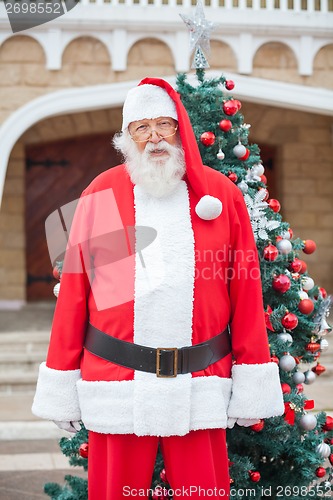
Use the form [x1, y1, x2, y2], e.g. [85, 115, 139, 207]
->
[156, 347, 178, 378]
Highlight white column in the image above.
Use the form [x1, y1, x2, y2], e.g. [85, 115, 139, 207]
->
[299, 35, 313, 76]
[238, 33, 253, 74]
[174, 31, 190, 73]
[111, 29, 128, 72]
[45, 30, 62, 70]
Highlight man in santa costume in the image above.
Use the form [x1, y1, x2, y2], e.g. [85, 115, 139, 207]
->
[32, 78, 284, 499]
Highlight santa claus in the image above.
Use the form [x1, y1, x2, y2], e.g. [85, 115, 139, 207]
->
[32, 78, 284, 499]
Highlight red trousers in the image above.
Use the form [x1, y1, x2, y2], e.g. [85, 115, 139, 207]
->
[88, 428, 230, 499]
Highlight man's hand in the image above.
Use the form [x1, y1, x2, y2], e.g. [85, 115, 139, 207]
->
[227, 418, 260, 429]
[53, 420, 81, 433]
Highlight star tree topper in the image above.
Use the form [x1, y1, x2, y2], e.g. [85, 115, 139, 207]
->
[180, 0, 218, 69]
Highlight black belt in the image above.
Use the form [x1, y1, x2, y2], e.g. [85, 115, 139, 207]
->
[84, 323, 231, 378]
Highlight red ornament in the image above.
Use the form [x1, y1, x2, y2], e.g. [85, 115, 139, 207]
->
[263, 244, 278, 261]
[281, 312, 298, 330]
[315, 467, 326, 478]
[289, 259, 302, 273]
[239, 148, 250, 161]
[272, 274, 291, 294]
[265, 305, 275, 331]
[53, 266, 61, 280]
[259, 187, 269, 201]
[271, 355, 279, 364]
[299, 260, 307, 274]
[260, 175, 267, 184]
[225, 79, 235, 90]
[200, 131, 215, 146]
[160, 468, 168, 483]
[296, 383, 304, 393]
[249, 471, 261, 482]
[219, 119, 232, 132]
[288, 228, 293, 239]
[323, 416, 333, 431]
[281, 383, 292, 394]
[251, 420, 265, 432]
[223, 100, 239, 116]
[298, 299, 314, 315]
[303, 240, 316, 254]
[306, 341, 321, 353]
[228, 172, 238, 183]
[294, 356, 301, 365]
[329, 454, 333, 466]
[268, 199, 281, 213]
[312, 363, 326, 376]
[319, 287, 328, 299]
[79, 443, 89, 458]
[234, 99, 242, 110]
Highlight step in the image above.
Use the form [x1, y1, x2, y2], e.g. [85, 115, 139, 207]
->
[0, 352, 46, 373]
[0, 331, 50, 353]
[0, 372, 39, 394]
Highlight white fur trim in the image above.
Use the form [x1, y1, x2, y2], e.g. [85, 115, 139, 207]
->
[32, 362, 81, 421]
[122, 84, 178, 130]
[76, 376, 232, 436]
[131, 182, 195, 435]
[227, 362, 285, 419]
[195, 195, 223, 220]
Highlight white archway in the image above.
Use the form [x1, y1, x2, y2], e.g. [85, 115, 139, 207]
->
[1, 72, 333, 207]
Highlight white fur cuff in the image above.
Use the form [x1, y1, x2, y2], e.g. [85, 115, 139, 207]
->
[228, 362, 284, 419]
[32, 362, 82, 422]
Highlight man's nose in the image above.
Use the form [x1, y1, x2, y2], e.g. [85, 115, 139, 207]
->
[148, 129, 162, 143]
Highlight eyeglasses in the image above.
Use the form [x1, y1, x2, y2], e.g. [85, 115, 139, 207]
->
[129, 119, 178, 143]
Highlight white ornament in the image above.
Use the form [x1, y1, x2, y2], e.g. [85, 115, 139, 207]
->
[276, 239, 292, 255]
[304, 370, 316, 385]
[216, 149, 225, 160]
[252, 164, 265, 177]
[299, 291, 309, 300]
[302, 276, 315, 291]
[279, 354, 296, 372]
[281, 230, 291, 240]
[320, 318, 332, 334]
[316, 442, 331, 458]
[299, 414, 317, 431]
[293, 371, 305, 384]
[277, 333, 293, 344]
[320, 338, 329, 351]
[233, 143, 247, 158]
[238, 180, 248, 194]
[53, 282, 60, 298]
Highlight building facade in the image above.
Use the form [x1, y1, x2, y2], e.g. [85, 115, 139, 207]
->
[0, 0, 332, 306]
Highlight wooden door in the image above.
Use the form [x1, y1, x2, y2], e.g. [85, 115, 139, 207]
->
[25, 133, 122, 301]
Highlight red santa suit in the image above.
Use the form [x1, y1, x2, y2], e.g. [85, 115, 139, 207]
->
[32, 78, 284, 498]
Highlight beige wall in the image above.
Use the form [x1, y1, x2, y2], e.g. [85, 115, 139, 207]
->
[0, 35, 332, 302]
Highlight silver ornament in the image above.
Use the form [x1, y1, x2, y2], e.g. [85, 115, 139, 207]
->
[320, 338, 329, 351]
[316, 442, 331, 458]
[302, 276, 315, 291]
[304, 370, 316, 385]
[292, 371, 305, 384]
[238, 180, 248, 194]
[233, 143, 247, 158]
[216, 149, 225, 160]
[281, 230, 291, 240]
[299, 414, 317, 431]
[252, 164, 265, 177]
[53, 282, 60, 298]
[276, 239, 292, 255]
[320, 317, 332, 334]
[279, 354, 296, 372]
[299, 291, 309, 300]
[277, 333, 293, 344]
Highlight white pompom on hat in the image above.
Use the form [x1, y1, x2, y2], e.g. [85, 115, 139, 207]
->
[123, 78, 223, 221]
[122, 84, 178, 131]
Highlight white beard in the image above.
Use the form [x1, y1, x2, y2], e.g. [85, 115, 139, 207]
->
[113, 131, 186, 198]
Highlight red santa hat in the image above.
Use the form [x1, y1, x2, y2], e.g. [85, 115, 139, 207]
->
[122, 77, 223, 221]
